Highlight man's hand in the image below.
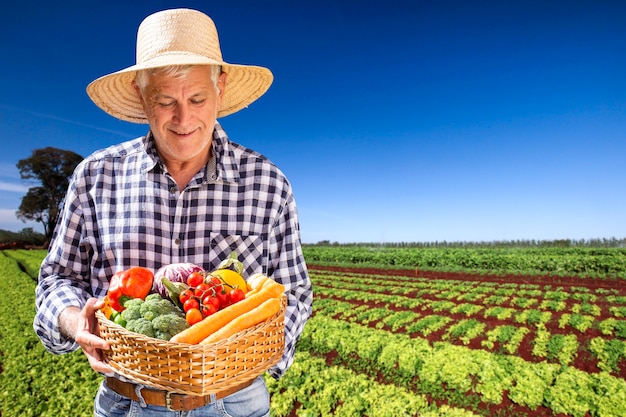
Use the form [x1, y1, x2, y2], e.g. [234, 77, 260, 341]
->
[59, 298, 114, 375]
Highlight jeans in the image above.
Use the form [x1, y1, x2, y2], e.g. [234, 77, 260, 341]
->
[94, 376, 270, 417]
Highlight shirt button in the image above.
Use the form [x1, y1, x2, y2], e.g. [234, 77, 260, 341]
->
[210, 173, 217, 180]
[170, 186, 177, 193]
[174, 238, 181, 245]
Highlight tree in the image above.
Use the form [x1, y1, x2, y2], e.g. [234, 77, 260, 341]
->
[16, 147, 83, 247]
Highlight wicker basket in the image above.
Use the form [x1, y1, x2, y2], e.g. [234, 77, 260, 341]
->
[95, 295, 286, 396]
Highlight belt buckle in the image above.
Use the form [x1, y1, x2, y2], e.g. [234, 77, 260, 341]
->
[165, 391, 200, 411]
[165, 391, 187, 411]
[165, 391, 175, 411]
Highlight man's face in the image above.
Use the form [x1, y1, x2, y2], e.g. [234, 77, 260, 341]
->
[138, 66, 227, 165]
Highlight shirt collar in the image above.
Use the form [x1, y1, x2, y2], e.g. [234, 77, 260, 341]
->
[140, 121, 240, 184]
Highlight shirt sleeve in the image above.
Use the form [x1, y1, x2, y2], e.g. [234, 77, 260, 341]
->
[33, 168, 100, 354]
[266, 191, 313, 379]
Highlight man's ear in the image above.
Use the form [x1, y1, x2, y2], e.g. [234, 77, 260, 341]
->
[132, 80, 145, 106]
[217, 71, 227, 98]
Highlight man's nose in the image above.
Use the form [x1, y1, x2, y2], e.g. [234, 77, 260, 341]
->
[174, 103, 191, 125]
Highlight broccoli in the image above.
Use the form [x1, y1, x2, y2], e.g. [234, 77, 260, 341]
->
[126, 317, 155, 338]
[140, 296, 183, 321]
[152, 314, 189, 341]
[145, 293, 163, 302]
[121, 298, 143, 322]
[118, 294, 188, 340]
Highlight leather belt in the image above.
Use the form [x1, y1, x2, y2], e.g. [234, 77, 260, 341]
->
[105, 377, 254, 411]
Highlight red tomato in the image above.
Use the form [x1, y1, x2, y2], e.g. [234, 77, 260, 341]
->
[202, 295, 220, 310]
[215, 288, 229, 307]
[228, 288, 245, 304]
[207, 276, 223, 292]
[200, 303, 218, 317]
[183, 298, 199, 313]
[187, 272, 205, 288]
[186, 308, 203, 325]
[179, 289, 194, 305]
[194, 283, 212, 298]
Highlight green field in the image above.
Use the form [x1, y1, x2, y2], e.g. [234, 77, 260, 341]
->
[1, 248, 625, 416]
[302, 245, 626, 279]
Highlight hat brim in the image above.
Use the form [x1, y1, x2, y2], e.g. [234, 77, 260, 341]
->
[86, 58, 273, 123]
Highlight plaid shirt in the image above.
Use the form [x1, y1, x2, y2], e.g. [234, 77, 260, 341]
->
[34, 122, 312, 379]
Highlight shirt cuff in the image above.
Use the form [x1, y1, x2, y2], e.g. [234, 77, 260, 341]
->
[34, 290, 84, 354]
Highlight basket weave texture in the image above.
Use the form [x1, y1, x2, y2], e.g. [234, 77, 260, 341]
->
[96, 295, 286, 395]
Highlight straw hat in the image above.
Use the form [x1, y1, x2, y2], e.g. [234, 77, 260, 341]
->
[86, 8, 273, 122]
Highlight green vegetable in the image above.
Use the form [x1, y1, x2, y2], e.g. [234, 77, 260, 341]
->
[152, 314, 189, 341]
[126, 317, 155, 338]
[161, 276, 190, 309]
[121, 299, 143, 322]
[113, 314, 127, 327]
[117, 293, 189, 340]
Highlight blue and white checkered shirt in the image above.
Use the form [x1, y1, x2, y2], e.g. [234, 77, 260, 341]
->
[34, 121, 312, 379]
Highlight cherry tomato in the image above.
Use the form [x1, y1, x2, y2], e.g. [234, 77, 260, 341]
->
[194, 283, 212, 299]
[207, 276, 223, 292]
[186, 308, 203, 325]
[215, 288, 229, 307]
[183, 298, 200, 313]
[187, 272, 204, 288]
[228, 288, 245, 304]
[179, 289, 194, 305]
[201, 303, 218, 317]
[202, 295, 221, 310]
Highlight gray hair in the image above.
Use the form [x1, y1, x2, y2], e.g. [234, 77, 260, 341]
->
[134, 65, 222, 95]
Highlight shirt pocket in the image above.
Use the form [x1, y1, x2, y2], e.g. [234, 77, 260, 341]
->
[209, 233, 266, 276]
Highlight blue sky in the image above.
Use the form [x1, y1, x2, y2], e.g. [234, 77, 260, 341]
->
[1, 0, 625, 244]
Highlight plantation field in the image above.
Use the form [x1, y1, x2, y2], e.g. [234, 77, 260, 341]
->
[293, 265, 626, 416]
[302, 245, 626, 279]
[2, 248, 626, 416]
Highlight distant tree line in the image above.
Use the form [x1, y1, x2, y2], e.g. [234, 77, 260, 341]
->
[307, 238, 626, 249]
[0, 227, 46, 249]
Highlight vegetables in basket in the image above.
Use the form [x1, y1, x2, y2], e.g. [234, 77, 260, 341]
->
[115, 293, 189, 340]
[170, 276, 284, 344]
[152, 262, 205, 298]
[208, 252, 251, 293]
[107, 267, 154, 312]
[200, 296, 281, 344]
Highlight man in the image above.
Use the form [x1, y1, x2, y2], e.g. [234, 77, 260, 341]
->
[33, 8, 312, 417]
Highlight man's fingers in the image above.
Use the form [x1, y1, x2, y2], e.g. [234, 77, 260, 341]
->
[84, 297, 104, 316]
[86, 349, 115, 375]
[76, 332, 109, 351]
[74, 298, 114, 374]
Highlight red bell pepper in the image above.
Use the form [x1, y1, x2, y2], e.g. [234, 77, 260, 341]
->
[107, 267, 154, 312]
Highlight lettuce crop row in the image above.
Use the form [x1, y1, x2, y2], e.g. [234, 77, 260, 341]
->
[264, 351, 481, 417]
[2, 249, 47, 280]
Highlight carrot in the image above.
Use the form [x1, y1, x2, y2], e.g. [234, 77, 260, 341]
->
[200, 297, 281, 344]
[244, 275, 283, 298]
[170, 281, 284, 344]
